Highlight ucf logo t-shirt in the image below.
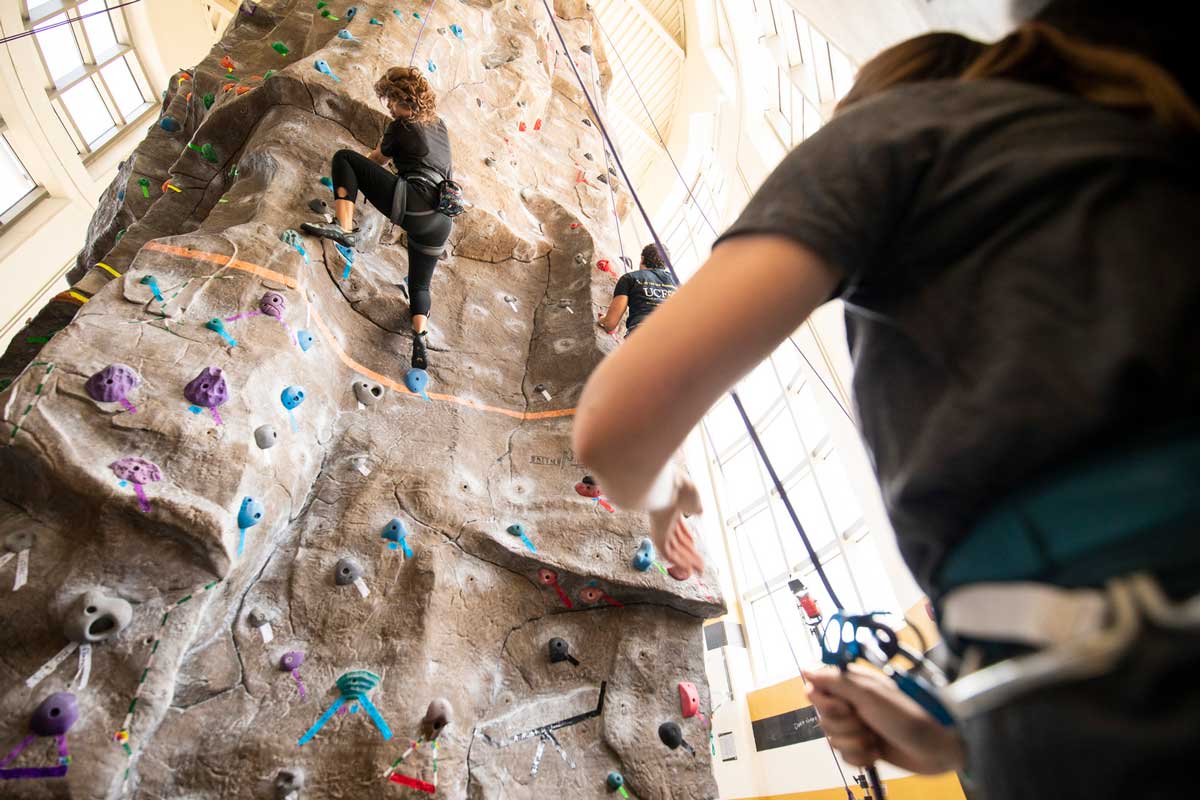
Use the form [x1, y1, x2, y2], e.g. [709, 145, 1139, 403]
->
[614, 268, 678, 332]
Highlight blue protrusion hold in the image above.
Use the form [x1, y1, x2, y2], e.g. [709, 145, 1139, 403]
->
[237, 496, 265, 556]
[506, 523, 536, 553]
[346, 6, 357, 20]
[139, 275, 164, 303]
[337, 28, 355, 40]
[160, 116, 180, 132]
[280, 229, 309, 263]
[449, 24, 464, 40]
[335, 242, 354, 279]
[296, 330, 315, 352]
[314, 59, 341, 82]
[369, 17, 382, 25]
[381, 518, 413, 558]
[206, 318, 238, 347]
[117, 189, 125, 201]
[404, 368, 430, 401]
[633, 537, 654, 572]
[281, 386, 306, 411]
[319, 176, 334, 191]
[427, 58, 437, 73]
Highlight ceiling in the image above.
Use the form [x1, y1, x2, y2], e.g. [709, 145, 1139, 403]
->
[592, 0, 687, 185]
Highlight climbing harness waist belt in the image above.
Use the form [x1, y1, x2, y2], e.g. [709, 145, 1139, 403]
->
[937, 573, 1200, 721]
[935, 426, 1200, 594]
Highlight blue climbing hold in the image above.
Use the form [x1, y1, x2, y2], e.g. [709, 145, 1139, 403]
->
[426, 58, 437, 73]
[381, 518, 413, 558]
[633, 537, 654, 571]
[337, 28, 355, 39]
[370, 16, 382, 24]
[281, 385, 306, 411]
[206, 318, 238, 347]
[449, 24, 464, 41]
[296, 330, 315, 352]
[320, 176, 334, 191]
[346, 6, 357, 20]
[404, 368, 430, 401]
[314, 59, 341, 82]
[238, 496, 266, 531]
[117, 189, 125, 201]
[507, 523, 537, 553]
[160, 116, 180, 132]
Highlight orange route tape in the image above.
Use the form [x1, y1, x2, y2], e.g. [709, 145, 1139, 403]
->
[142, 241, 577, 421]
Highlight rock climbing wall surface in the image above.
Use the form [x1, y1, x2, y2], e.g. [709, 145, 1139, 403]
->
[0, 1, 723, 797]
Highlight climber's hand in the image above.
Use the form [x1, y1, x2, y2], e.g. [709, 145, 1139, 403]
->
[648, 476, 704, 580]
[803, 666, 966, 775]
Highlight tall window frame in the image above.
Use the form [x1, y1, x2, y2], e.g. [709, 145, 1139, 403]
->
[1, 118, 42, 226]
[22, 0, 156, 157]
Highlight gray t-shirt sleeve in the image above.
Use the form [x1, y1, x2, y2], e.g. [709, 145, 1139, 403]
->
[715, 93, 937, 294]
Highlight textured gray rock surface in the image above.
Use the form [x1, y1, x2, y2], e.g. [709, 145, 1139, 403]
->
[0, 1, 722, 798]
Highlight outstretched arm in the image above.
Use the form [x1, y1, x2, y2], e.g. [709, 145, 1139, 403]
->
[598, 295, 628, 333]
[574, 234, 839, 510]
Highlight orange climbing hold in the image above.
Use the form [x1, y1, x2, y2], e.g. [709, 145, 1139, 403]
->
[518, 121, 527, 132]
[220, 55, 236, 72]
[179, 71, 192, 81]
[186, 92, 192, 102]
[236, 85, 251, 95]
[533, 118, 542, 131]
[222, 82, 236, 93]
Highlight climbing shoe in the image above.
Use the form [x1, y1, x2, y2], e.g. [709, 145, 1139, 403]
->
[412, 331, 428, 370]
[300, 221, 358, 248]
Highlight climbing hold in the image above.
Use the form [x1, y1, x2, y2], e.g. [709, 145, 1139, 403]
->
[117, 189, 125, 201]
[412, 11, 421, 19]
[221, 81, 236, 93]
[280, 386, 305, 431]
[321, 8, 339, 18]
[426, 58, 437, 73]
[369, 17, 382, 24]
[583, 153, 594, 162]
[404, 368, 430, 402]
[678, 681, 704, 723]
[658, 721, 695, 755]
[335, 242, 354, 279]
[296, 330, 315, 352]
[138, 177, 150, 198]
[308, 198, 331, 218]
[220, 55, 236, 72]
[279, 651, 305, 671]
[574, 253, 586, 266]
[109, 457, 162, 513]
[519, 121, 527, 132]
[275, 769, 304, 800]
[314, 59, 341, 82]
[420, 698, 453, 740]
[548, 637, 579, 666]
[352, 379, 384, 407]
[506, 523, 536, 553]
[202, 92, 215, 109]
[503, 294, 518, 311]
[346, 6, 357, 20]
[62, 590, 133, 644]
[263, 69, 277, 80]
[381, 518, 412, 557]
[160, 116, 179, 132]
[298, 670, 391, 745]
[319, 176, 334, 191]
[199, 143, 218, 163]
[236, 496, 265, 557]
[558, 298, 575, 313]
[537, 568, 573, 608]
[450, 23, 464, 40]
[607, 772, 630, 797]
[596, 259, 612, 273]
[184, 366, 229, 425]
[206, 317, 239, 347]
[316, 0, 327, 7]
[85, 364, 140, 414]
[534, 118, 542, 131]
[633, 538, 664, 572]
[596, 174, 609, 185]
[484, 155, 497, 168]
[271, 41, 289, 56]
[247, 608, 276, 629]
[334, 558, 369, 597]
[280, 229, 308, 263]
[338, 28, 355, 39]
[6, 530, 35, 553]
[580, 584, 624, 608]
[237, 84, 252, 95]
[31, 692, 79, 737]
[229, 163, 239, 179]
[178, 71, 192, 82]
[254, 424, 278, 450]
[582, 118, 593, 126]
[533, 383, 552, 401]
[260, 291, 287, 319]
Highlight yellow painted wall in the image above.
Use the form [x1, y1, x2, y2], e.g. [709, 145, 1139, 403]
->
[732, 772, 966, 800]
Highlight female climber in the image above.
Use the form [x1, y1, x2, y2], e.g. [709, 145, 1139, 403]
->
[303, 66, 453, 370]
[573, 7, 1200, 798]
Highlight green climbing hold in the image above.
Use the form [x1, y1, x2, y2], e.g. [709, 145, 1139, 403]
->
[115, 228, 126, 242]
[321, 9, 338, 18]
[138, 178, 150, 198]
[263, 69, 277, 80]
[229, 164, 239, 179]
[272, 41, 289, 56]
[369, 17, 382, 25]
[316, 1, 327, 7]
[200, 143, 218, 164]
[203, 92, 214, 109]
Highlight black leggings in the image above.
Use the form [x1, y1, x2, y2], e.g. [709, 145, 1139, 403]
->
[331, 149, 452, 317]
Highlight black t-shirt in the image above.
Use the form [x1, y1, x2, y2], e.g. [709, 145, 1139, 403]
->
[716, 80, 1200, 592]
[380, 116, 452, 182]
[614, 268, 678, 331]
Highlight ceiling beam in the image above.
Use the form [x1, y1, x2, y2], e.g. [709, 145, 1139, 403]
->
[603, 0, 685, 62]
[610, 105, 664, 156]
[206, 0, 239, 15]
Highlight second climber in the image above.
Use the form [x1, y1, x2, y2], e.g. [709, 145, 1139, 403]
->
[302, 66, 454, 370]
[597, 244, 678, 337]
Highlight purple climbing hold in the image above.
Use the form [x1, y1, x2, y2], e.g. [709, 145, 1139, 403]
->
[85, 364, 140, 414]
[279, 651, 306, 671]
[184, 367, 229, 408]
[109, 456, 162, 485]
[259, 291, 287, 319]
[29, 693, 79, 737]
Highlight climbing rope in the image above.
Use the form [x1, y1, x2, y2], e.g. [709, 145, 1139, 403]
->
[409, 0, 438, 67]
[582, 26, 628, 273]
[0, 0, 142, 47]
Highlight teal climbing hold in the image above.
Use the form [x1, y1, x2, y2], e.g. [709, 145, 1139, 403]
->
[404, 368, 430, 402]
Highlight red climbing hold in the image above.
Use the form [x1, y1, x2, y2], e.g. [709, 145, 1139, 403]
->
[518, 121, 527, 132]
[570, 223, 580, 229]
[388, 774, 436, 793]
[533, 118, 542, 131]
[596, 259, 611, 273]
[220, 55, 236, 72]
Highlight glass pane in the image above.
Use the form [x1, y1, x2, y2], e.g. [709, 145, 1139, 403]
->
[101, 55, 142, 117]
[737, 360, 782, 424]
[706, 398, 746, 455]
[814, 450, 863, 533]
[829, 45, 856, 101]
[809, 27, 836, 103]
[761, 407, 806, 478]
[719, 442, 767, 513]
[801, 554, 855, 618]
[849, 536, 902, 618]
[792, 382, 829, 449]
[35, 12, 84, 85]
[0, 135, 37, 216]
[750, 585, 815, 678]
[803, 98, 823, 140]
[778, 474, 837, 566]
[80, 0, 119, 60]
[736, 505, 786, 587]
[61, 76, 116, 146]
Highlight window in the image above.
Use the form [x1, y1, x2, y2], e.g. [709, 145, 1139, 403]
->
[24, 0, 154, 156]
[1, 122, 39, 224]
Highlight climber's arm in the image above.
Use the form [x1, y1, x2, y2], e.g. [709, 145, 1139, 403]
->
[598, 295, 627, 334]
[573, 235, 839, 509]
[367, 146, 390, 166]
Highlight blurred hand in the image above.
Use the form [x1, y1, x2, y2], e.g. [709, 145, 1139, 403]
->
[803, 666, 965, 775]
[648, 476, 705, 580]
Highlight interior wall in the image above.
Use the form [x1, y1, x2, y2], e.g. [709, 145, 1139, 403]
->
[0, 0, 228, 353]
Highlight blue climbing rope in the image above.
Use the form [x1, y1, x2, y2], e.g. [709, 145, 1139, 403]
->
[409, 0, 437, 67]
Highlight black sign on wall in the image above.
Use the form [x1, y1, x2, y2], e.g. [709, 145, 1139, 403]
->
[751, 706, 824, 751]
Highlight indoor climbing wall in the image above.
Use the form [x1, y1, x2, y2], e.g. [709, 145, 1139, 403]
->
[0, 1, 723, 798]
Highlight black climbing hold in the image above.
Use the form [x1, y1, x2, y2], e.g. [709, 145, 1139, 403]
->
[659, 721, 683, 748]
[548, 637, 580, 666]
[334, 557, 363, 586]
[581, 475, 596, 487]
[596, 174, 609, 185]
[274, 768, 304, 799]
[582, 118, 593, 127]
[584, 152, 594, 161]
[580, 44, 593, 54]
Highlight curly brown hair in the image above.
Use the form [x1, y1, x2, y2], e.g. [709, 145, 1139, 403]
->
[374, 66, 437, 124]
